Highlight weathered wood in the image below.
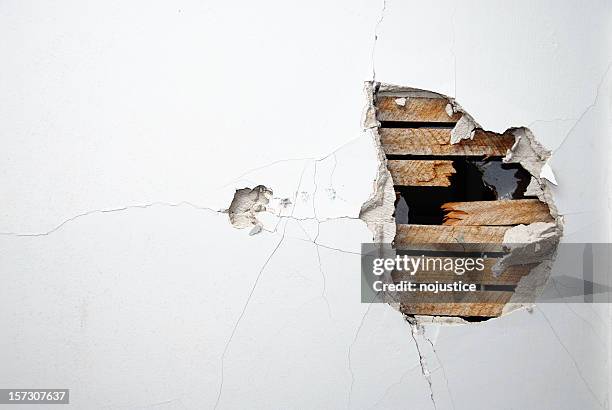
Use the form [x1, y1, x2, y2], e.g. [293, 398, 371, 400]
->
[380, 128, 515, 156]
[442, 199, 553, 226]
[392, 260, 537, 285]
[387, 160, 455, 187]
[400, 291, 513, 317]
[376, 96, 461, 123]
[395, 224, 509, 252]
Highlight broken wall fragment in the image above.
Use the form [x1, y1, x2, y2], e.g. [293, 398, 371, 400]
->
[227, 185, 273, 234]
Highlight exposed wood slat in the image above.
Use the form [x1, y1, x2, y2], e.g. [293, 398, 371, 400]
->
[376, 96, 461, 122]
[442, 199, 553, 226]
[395, 224, 509, 252]
[387, 160, 455, 187]
[400, 291, 513, 317]
[395, 224, 509, 244]
[380, 128, 515, 156]
[392, 260, 537, 285]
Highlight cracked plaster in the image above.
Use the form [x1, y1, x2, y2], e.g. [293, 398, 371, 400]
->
[0, 1, 610, 409]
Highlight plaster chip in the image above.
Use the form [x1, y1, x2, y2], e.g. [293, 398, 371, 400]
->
[227, 185, 273, 231]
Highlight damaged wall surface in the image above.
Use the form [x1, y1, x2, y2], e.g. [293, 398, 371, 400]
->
[366, 84, 563, 319]
[1, 0, 611, 409]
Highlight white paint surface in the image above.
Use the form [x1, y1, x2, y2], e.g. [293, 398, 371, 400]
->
[1, 1, 610, 409]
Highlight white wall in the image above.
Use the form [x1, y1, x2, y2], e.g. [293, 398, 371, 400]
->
[0, 1, 610, 409]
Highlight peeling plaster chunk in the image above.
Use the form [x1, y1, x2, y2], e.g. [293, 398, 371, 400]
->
[394, 97, 407, 106]
[524, 177, 544, 197]
[449, 114, 478, 145]
[503, 128, 549, 177]
[502, 221, 559, 244]
[359, 82, 396, 244]
[539, 162, 558, 185]
[227, 185, 272, 231]
[492, 222, 560, 276]
[503, 128, 559, 218]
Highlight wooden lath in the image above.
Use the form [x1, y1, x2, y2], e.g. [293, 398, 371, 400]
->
[442, 199, 553, 226]
[380, 128, 515, 156]
[376, 96, 461, 122]
[395, 224, 509, 246]
[392, 260, 537, 285]
[387, 160, 455, 187]
[399, 290, 514, 317]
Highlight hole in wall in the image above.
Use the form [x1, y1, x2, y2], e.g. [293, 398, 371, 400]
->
[476, 161, 532, 200]
[227, 185, 272, 234]
[373, 85, 556, 320]
[392, 159, 532, 225]
[394, 159, 497, 225]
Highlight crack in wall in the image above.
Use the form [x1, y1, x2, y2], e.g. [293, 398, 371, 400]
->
[214, 151, 350, 408]
[408, 321, 438, 410]
[347, 298, 375, 409]
[423, 332, 456, 410]
[3, 67, 593, 410]
[213, 228, 287, 410]
[370, 0, 387, 82]
[214, 158, 312, 409]
[537, 306, 606, 409]
[0, 201, 222, 238]
[367, 367, 414, 410]
[450, 3, 458, 99]
[552, 60, 612, 155]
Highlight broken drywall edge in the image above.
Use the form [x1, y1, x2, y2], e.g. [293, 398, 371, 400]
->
[447, 100, 481, 145]
[227, 185, 273, 234]
[494, 128, 564, 314]
[502, 259, 556, 315]
[504, 128, 549, 176]
[450, 114, 478, 144]
[524, 177, 544, 197]
[359, 82, 396, 244]
[362, 82, 380, 130]
[503, 127, 561, 221]
[376, 85, 446, 99]
[503, 221, 559, 244]
[493, 222, 560, 275]
[494, 222, 561, 315]
[375, 82, 483, 148]
[539, 161, 558, 185]
[491, 129, 563, 316]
